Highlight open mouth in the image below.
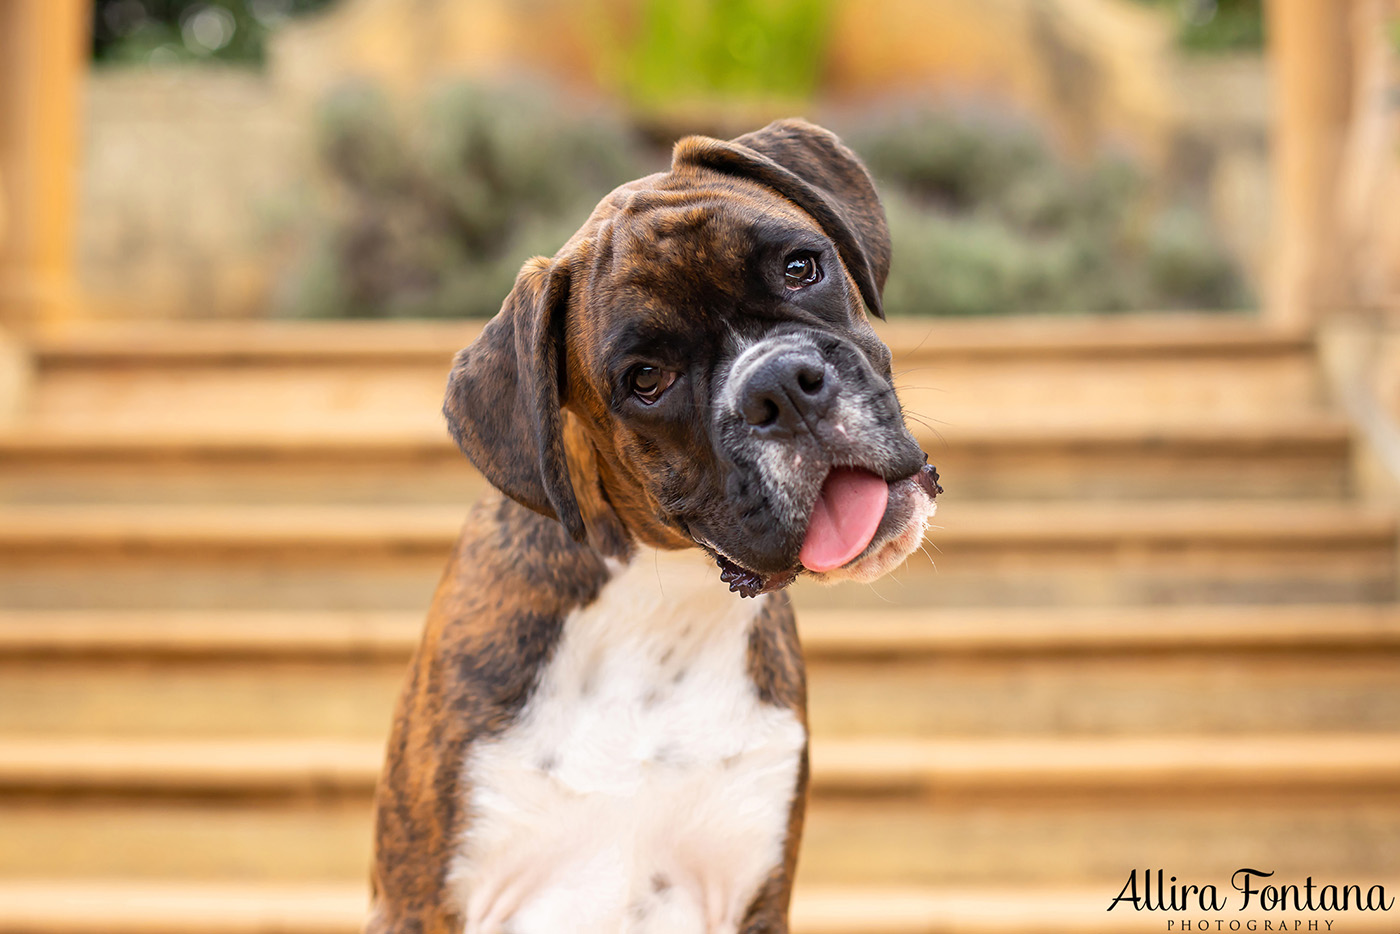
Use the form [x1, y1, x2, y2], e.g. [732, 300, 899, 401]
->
[715, 461, 942, 597]
[799, 467, 894, 572]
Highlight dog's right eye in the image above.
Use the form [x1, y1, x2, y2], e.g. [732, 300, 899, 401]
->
[629, 366, 677, 405]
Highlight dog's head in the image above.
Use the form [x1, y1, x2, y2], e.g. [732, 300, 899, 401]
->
[445, 119, 940, 596]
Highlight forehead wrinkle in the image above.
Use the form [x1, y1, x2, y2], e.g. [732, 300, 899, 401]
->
[587, 218, 617, 285]
[605, 316, 694, 362]
[609, 176, 821, 262]
[612, 205, 749, 299]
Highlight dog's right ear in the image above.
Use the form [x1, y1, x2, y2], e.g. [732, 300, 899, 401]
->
[443, 257, 585, 541]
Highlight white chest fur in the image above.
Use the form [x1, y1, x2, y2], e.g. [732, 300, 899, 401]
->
[449, 548, 808, 934]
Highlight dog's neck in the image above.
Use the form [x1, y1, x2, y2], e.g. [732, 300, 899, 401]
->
[602, 544, 758, 610]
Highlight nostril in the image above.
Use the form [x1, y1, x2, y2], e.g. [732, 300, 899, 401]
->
[796, 366, 825, 396]
[744, 396, 781, 428]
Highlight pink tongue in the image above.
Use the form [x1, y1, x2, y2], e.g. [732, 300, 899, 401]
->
[799, 468, 890, 572]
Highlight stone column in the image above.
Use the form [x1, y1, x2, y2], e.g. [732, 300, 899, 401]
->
[0, 0, 89, 334]
[1264, 0, 1357, 328]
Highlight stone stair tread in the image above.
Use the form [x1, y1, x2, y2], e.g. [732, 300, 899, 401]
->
[0, 415, 1353, 453]
[0, 500, 1392, 548]
[944, 500, 1397, 544]
[0, 880, 368, 934]
[2, 317, 1393, 921]
[1, 878, 1341, 934]
[4, 734, 1398, 794]
[28, 313, 1302, 365]
[0, 428, 455, 453]
[3, 604, 1399, 658]
[801, 603, 1400, 653]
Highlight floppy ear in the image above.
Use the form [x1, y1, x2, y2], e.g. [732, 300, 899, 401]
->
[443, 257, 585, 541]
[672, 118, 891, 318]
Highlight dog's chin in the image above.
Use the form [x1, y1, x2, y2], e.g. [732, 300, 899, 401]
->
[804, 470, 939, 586]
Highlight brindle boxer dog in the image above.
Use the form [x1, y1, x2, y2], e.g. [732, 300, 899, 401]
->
[366, 119, 941, 934]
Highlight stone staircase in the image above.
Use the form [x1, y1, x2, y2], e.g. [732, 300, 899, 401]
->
[1, 314, 1398, 933]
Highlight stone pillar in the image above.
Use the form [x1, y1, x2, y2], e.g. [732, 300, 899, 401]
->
[1264, 0, 1357, 328]
[1337, 0, 1400, 315]
[0, 0, 89, 333]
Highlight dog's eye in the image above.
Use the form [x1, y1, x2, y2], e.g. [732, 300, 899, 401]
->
[629, 366, 677, 405]
[783, 252, 822, 290]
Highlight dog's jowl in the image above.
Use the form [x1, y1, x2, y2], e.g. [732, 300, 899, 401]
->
[366, 119, 941, 934]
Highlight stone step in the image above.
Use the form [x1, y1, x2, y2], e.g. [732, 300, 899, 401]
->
[26, 315, 1307, 363]
[7, 880, 1394, 934]
[0, 501, 1390, 610]
[0, 417, 1353, 504]
[2, 880, 1396, 934]
[2, 736, 1397, 887]
[3, 606, 1399, 739]
[19, 316, 1325, 434]
[7, 603, 1399, 657]
[7, 735, 1398, 796]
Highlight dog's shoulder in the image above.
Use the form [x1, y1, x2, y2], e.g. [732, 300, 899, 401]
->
[368, 493, 611, 931]
[419, 492, 611, 714]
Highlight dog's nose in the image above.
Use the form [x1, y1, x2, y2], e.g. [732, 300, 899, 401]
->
[739, 350, 838, 438]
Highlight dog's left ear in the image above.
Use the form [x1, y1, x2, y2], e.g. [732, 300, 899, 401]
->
[673, 118, 891, 319]
[443, 256, 585, 542]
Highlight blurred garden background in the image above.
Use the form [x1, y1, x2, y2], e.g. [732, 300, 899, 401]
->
[4, 4, 1400, 933]
[63, 0, 1289, 322]
[2, 0, 1395, 331]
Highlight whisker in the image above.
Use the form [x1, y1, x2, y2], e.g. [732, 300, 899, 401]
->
[894, 323, 938, 358]
[902, 413, 943, 434]
[902, 415, 949, 449]
[902, 408, 954, 427]
[892, 364, 943, 378]
[863, 580, 894, 604]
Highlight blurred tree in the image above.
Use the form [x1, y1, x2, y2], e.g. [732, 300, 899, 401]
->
[1128, 0, 1263, 53]
[601, 0, 833, 111]
[841, 105, 1251, 315]
[280, 83, 1250, 319]
[280, 81, 647, 319]
[91, 0, 338, 64]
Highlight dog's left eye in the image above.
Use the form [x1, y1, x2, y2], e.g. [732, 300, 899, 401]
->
[783, 252, 822, 290]
[629, 366, 677, 405]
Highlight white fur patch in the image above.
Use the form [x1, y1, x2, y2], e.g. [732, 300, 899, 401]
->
[449, 548, 807, 934]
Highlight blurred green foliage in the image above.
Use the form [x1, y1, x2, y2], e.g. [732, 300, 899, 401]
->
[843, 107, 1249, 315]
[282, 83, 1249, 319]
[281, 82, 645, 319]
[92, 0, 336, 64]
[604, 0, 832, 110]
[1128, 0, 1263, 53]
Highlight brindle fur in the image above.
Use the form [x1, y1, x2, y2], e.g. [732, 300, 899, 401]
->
[370, 119, 907, 933]
[366, 495, 610, 934]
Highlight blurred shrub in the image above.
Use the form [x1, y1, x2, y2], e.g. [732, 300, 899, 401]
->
[92, 0, 337, 64]
[281, 86, 1249, 318]
[604, 0, 832, 111]
[842, 106, 1250, 315]
[1128, 0, 1263, 54]
[280, 82, 646, 319]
